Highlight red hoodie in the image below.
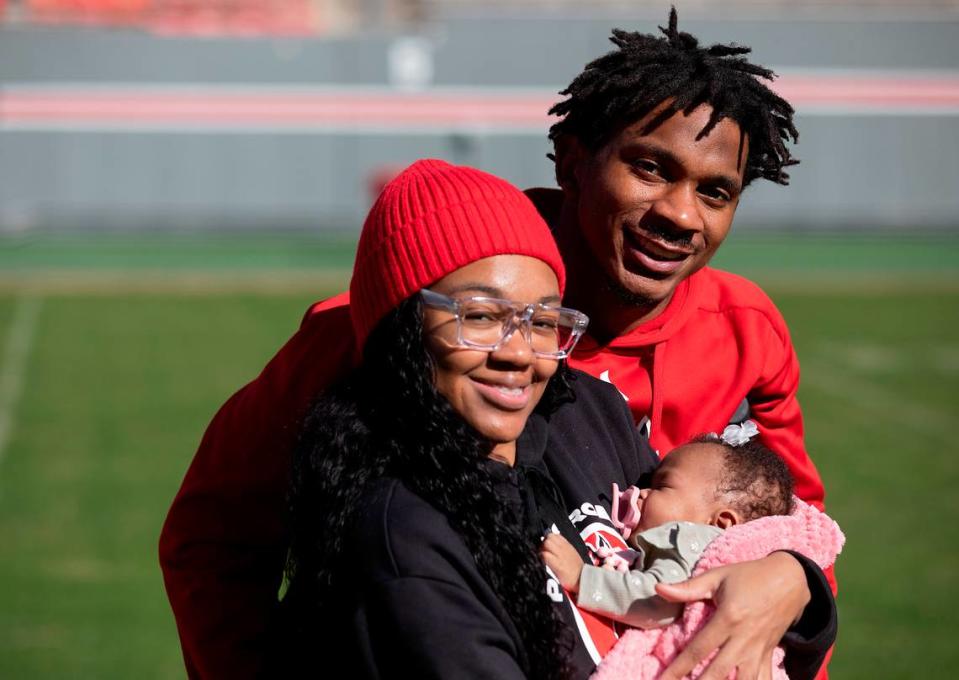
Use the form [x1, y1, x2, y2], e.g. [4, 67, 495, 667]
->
[571, 267, 824, 510]
[159, 267, 828, 679]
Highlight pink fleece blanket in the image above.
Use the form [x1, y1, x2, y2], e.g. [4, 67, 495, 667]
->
[589, 498, 844, 680]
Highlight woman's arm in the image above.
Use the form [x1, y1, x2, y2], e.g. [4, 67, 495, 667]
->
[655, 552, 835, 680]
[615, 420, 836, 676]
[651, 497, 842, 680]
[780, 551, 837, 679]
[549, 374, 836, 678]
[606, 384, 836, 678]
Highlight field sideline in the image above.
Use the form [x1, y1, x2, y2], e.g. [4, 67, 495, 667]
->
[0, 232, 957, 678]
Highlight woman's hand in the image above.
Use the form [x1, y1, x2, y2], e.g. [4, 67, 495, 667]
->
[654, 552, 810, 680]
[540, 534, 584, 593]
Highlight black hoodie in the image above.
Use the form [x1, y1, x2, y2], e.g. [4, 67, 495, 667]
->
[309, 371, 835, 679]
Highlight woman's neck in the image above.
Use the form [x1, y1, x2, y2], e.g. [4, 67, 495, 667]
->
[489, 441, 516, 467]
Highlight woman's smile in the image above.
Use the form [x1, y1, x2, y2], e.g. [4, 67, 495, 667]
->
[469, 377, 533, 411]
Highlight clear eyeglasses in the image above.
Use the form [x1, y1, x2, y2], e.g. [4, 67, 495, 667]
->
[420, 288, 589, 359]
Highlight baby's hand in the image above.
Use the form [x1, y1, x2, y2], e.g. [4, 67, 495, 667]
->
[596, 546, 634, 573]
[540, 533, 584, 593]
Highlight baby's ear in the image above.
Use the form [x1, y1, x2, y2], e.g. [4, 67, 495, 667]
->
[713, 508, 743, 530]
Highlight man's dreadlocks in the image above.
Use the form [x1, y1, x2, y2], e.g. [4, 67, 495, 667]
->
[548, 8, 799, 186]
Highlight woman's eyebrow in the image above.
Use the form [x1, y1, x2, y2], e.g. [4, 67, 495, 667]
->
[446, 283, 503, 297]
[445, 286, 562, 305]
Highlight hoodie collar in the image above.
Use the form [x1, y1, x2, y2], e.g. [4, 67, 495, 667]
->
[515, 411, 549, 469]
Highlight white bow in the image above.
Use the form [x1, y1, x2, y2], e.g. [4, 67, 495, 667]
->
[720, 419, 759, 447]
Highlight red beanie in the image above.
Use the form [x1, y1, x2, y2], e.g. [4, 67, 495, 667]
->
[349, 159, 566, 349]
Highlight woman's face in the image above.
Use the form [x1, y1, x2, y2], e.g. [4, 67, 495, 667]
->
[423, 255, 562, 465]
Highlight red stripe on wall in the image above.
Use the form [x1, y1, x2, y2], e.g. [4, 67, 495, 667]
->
[2, 74, 958, 128]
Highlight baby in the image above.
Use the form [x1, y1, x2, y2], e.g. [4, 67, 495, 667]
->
[541, 430, 795, 629]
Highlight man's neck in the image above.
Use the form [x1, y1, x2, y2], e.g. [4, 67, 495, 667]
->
[565, 278, 672, 344]
[555, 208, 673, 344]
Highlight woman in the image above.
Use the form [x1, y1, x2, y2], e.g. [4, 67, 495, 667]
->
[280, 160, 834, 679]
[282, 158, 587, 679]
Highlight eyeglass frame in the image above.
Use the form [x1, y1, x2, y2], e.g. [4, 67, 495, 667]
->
[419, 288, 589, 359]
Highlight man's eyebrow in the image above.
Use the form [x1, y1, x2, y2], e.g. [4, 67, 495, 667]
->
[625, 140, 682, 168]
[703, 174, 743, 196]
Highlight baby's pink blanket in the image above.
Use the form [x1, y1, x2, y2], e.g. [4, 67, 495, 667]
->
[589, 498, 844, 680]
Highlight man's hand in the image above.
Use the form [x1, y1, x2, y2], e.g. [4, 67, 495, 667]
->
[655, 552, 810, 680]
[540, 534, 585, 593]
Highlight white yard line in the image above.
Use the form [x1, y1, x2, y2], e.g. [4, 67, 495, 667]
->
[0, 295, 43, 475]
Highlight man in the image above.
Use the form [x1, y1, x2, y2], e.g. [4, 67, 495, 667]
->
[541, 14, 823, 506]
[160, 10, 832, 679]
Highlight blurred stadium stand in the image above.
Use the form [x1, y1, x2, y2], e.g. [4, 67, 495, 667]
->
[3, 1, 958, 31]
[1, 0, 958, 232]
[3, 0, 316, 34]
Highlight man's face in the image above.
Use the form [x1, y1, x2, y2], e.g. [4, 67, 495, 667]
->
[564, 103, 747, 309]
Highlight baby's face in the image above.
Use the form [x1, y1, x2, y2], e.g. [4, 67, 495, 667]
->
[636, 443, 726, 531]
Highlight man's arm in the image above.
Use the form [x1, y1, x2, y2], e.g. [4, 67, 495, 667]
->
[158, 294, 355, 679]
[748, 304, 824, 511]
[748, 300, 838, 625]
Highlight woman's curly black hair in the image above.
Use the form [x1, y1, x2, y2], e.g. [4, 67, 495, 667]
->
[548, 7, 799, 186]
[285, 296, 574, 679]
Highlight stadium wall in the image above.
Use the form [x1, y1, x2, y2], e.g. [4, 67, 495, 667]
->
[1, 15, 958, 232]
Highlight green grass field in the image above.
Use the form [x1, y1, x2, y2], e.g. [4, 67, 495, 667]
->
[0, 231, 957, 678]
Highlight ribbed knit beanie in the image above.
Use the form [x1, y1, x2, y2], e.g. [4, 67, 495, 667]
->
[349, 159, 566, 349]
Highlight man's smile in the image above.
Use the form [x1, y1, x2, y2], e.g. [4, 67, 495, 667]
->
[623, 227, 696, 276]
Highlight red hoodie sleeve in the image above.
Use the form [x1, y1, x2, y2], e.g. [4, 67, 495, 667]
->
[748, 300, 837, 639]
[748, 305, 825, 512]
[158, 293, 355, 679]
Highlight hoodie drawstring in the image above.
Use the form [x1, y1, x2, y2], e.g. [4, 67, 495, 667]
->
[650, 342, 665, 457]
